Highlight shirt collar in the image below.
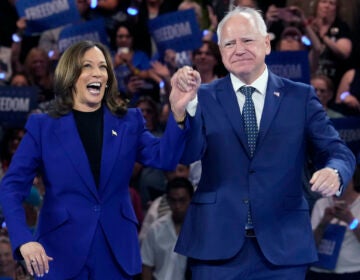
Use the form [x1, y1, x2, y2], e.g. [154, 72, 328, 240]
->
[230, 66, 268, 95]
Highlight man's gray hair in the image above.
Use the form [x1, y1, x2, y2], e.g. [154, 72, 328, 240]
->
[217, 6, 268, 44]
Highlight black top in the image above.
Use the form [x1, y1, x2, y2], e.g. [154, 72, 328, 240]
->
[73, 106, 104, 187]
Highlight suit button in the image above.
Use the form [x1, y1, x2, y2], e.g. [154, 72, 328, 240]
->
[93, 205, 101, 212]
[249, 170, 255, 174]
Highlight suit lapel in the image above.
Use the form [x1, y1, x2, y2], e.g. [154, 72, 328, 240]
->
[216, 76, 249, 154]
[53, 113, 99, 199]
[99, 107, 123, 191]
[257, 73, 284, 151]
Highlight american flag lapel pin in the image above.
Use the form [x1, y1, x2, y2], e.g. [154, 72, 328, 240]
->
[112, 130, 117, 136]
[273, 91, 280, 97]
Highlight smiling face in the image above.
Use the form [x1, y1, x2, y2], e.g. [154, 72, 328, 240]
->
[219, 14, 270, 84]
[72, 47, 108, 112]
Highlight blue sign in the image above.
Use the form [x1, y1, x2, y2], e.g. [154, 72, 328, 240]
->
[16, 0, 81, 35]
[266, 51, 310, 84]
[0, 87, 38, 127]
[148, 9, 202, 54]
[58, 19, 109, 53]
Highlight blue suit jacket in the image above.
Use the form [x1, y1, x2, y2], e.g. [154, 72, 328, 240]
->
[175, 73, 355, 265]
[0, 106, 188, 278]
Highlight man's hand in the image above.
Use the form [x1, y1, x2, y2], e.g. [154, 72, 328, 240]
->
[20, 241, 53, 277]
[310, 167, 341, 197]
[169, 66, 201, 121]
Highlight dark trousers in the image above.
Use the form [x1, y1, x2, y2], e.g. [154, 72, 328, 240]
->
[189, 237, 308, 280]
[306, 270, 360, 280]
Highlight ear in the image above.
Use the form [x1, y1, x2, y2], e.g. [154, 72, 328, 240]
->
[265, 34, 271, 55]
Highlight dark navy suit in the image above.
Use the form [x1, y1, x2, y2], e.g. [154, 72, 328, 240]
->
[175, 73, 355, 275]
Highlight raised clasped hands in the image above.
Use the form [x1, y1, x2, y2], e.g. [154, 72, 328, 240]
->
[310, 167, 341, 197]
[20, 241, 53, 277]
[169, 66, 201, 121]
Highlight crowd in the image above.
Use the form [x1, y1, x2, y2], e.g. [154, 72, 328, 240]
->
[0, 0, 359, 279]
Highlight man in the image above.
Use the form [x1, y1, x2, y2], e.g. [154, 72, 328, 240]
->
[141, 177, 194, 280]
[170, 7, 356, 279]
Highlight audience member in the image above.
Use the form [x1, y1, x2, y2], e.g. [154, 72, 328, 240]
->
[9, 73, 29, 87]
[0, 236, 17, 279]
[306, 164, 360, 280]
[305, 0, 352, 92]
[192, 40, 227, 83]
[310, 74, 343, 118]
[112, 22, 158, 96]
[23, 47, 55, 110]
[335, 68, 360, 116]
[139, 164, 191, 242]
[141, 177, 194, 280]
[276, 26, 306, 51]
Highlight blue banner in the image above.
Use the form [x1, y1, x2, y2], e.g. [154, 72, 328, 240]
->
[266, 51, 310, 84]
[148, 9, 202, 54]
[16, 0, 80, 35]
[0, 87, 38, 128]
[331, 117, 360, 162]
[58, 19, 109, 53]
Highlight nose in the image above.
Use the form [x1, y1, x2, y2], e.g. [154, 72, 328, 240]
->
[234, 41, 246, 54]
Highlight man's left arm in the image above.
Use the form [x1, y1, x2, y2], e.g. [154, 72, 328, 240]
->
[305, 87, 356, 197]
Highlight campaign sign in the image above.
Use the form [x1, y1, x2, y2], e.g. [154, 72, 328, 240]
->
[266, 51, 310, 84]
[58, 19, 109, 53]
[16, 0, 80, 35]
[148, 9, 202, 54]
[0, 87, 38, 127]
[331, 117, 360, 160]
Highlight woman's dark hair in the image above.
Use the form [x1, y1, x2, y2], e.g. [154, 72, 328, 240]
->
[49, 40, 127, 118]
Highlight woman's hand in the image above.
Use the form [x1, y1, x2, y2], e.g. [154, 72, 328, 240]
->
[20, 241, 53, 277]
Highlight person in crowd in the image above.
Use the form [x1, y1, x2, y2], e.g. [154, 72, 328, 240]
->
[0, 236, 17, 279]
[138, 163, 191, 242]
[0, 40, 194, 279]
[9, 73, 29, 87]
[112, 22, 159, 96]
[306, 164, 360, 280]
[310, 74, 343, 118]
[23, 47, 55, 110]
[304, 0, 352, 92]
[335, 68, 360, 116]
[170, 7, 355, 279]
[192, 40, 227, 83]
[276, 26, 306, 51]
[0, 236, 31, 280]
[0, 128, 25, 175]
[141, 177, 194, 280]
[131, 96, 167, 211]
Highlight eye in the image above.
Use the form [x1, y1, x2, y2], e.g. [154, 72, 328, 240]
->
[223, 41, 235, 48]
[83, 63, 92, 68]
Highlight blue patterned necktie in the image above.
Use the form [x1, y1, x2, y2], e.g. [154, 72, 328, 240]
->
[240, 86, 258, 157]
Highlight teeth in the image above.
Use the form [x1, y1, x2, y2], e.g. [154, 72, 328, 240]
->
[88, 82, 101, 87]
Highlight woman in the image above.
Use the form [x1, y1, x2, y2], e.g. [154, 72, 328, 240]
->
[0, 40, 193, 279]
[306, 0, 352, 91]
[112, 22, 161, 95]
[192, 40, 226, 84]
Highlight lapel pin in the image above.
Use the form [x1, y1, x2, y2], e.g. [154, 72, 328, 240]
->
[273, 92, 280, 97]
[112, 130, 117, 136]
